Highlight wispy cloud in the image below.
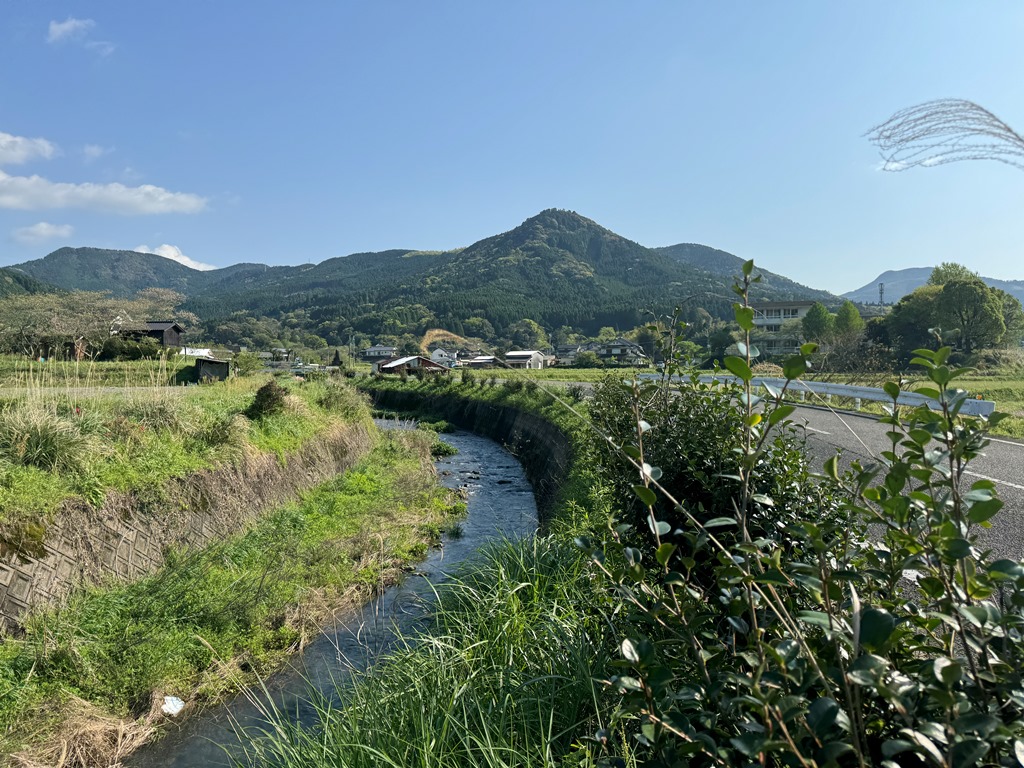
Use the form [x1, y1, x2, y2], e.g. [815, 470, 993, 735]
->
[134, 243, 216, 271]
[0, 171, 207, 215]
[85, 40, 115, 57]
[13, 221, 74, 244]
[83, 144, 113, 162]
[47, 17, 114, 55]
[0, 132, 57, 166]
[47, 17, 95, 43]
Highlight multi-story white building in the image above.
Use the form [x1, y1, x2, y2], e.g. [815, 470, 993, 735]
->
[750, 300, 816, 356]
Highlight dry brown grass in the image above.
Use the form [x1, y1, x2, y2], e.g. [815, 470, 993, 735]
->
[10, 696, 154, 768]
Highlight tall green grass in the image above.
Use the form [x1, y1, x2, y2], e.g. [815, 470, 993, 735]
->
[239, 536, 624, 768]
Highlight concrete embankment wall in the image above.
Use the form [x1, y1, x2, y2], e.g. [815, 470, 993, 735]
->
[367, 388, 572, 522]
[0, 421, 375, 630]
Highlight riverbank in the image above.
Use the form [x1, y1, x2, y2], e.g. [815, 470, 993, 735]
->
[222, 377, 625, 767]
[0, 421, 464, 766]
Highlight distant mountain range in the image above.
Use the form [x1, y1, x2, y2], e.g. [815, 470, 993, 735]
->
[843, 268, 1024, 305]
[9, 209, 840, 344]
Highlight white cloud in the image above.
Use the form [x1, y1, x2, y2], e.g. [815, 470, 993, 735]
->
[13, 221, 74, 244]
[0, 170, 206, 215]
[47, 18, 114, 55]
[85, 40, 115, 57]
[0, 132, 57, 166]
[134, 243, 216, 271]
[83, 144, 113, 162]
[921, 155, 946, 167]
[47, 17, 95, 43]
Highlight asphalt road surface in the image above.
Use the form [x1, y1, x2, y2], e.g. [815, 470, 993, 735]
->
[792, 405, 1024, 561]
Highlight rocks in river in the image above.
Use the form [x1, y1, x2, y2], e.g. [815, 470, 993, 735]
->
[496, 479, 513, 485]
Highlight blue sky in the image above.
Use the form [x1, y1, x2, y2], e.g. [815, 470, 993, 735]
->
[1, 3, 1022, 294]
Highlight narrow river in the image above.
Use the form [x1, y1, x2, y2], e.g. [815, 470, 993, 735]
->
[128, 426, 539, 767]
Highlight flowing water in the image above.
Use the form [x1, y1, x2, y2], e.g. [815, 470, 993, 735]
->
[128, 426, 538, 767]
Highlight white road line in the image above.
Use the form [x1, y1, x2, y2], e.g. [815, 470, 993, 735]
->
[804, 426, 831, 435]
[988, 437, 1024, 448]
[964, 470, 1024, 492]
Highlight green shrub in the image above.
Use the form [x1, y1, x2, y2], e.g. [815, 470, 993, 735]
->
[579, 267, 1024, 767]
[0, 407, 91, 473]
[460, 369, 476, 387]
[429, 439, 458, 458]
[564, 383, 586, 402]
[245, 380, 289, 420]
[97, 336, 162, 361]
[232, 351, 264, 376]
[116, 394, 193, 433]
[314, 381, 367, 418]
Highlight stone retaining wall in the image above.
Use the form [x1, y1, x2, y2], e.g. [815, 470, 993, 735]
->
[367, 388, 572, 523]
[0, 421, 375, 630]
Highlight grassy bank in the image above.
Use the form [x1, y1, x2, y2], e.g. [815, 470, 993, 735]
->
[0, 376, 368, 557]
[0, 428, 465, 766]
[223, 376, 627, 766]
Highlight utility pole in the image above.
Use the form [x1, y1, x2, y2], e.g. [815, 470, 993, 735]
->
[878, 282, 885, 306]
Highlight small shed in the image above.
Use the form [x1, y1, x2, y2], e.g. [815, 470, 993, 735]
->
[143, 321, 185, 347]
[195, 357, 230, 382]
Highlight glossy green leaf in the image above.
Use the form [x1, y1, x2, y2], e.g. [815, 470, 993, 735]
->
[723, 355, 753, 382]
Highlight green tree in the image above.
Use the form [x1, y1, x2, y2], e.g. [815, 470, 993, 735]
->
[886, 284, 942, 359]
[833, 300, 865, 340]
[233, 351, 263, 376]
[927, 261, 979, 286]
[573, 350, 603, 368]
[939, 278, 1006, 353]
[801, 302, 834, 343]
[993, 287, 1024, 347]
[506, 319, 549, 350]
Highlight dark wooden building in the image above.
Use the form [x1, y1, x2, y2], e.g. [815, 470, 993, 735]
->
[122, 321, 184, 348]
[195, 357, 230, 382]
[143, 321, 184, 347]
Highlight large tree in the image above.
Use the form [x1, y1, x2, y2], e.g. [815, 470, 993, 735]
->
[801, 302, 834, 343]
[928, 262, 979, 286]
[939, 279, 1006, 353]
[886, 285, 942, 360]
[833, 300, 865, 341]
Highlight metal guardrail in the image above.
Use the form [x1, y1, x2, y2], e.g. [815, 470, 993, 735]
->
[638, 374, 996, 417]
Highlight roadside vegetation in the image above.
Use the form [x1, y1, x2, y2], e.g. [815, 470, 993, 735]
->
[246, 261, 1024, 767]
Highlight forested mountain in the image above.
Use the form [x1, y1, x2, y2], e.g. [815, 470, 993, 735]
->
[11, 247, 206, 296]
[843, 267, 1024, 305]
[0, 267, 52, 298]
[7, 210, 843, 346]
[655, 243, 834, 302]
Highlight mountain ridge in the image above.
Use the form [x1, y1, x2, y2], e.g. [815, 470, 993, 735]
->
[9, 209, 843, 344]
[843, 267, 1024, 305]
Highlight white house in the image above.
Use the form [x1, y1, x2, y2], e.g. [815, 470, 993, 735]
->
[364, 344, 398, 359]
[430, 348, 458, 367]
[505, 350, 546, 369]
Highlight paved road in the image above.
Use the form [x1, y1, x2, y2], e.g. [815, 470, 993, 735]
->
[792, 406, 1024, 561]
